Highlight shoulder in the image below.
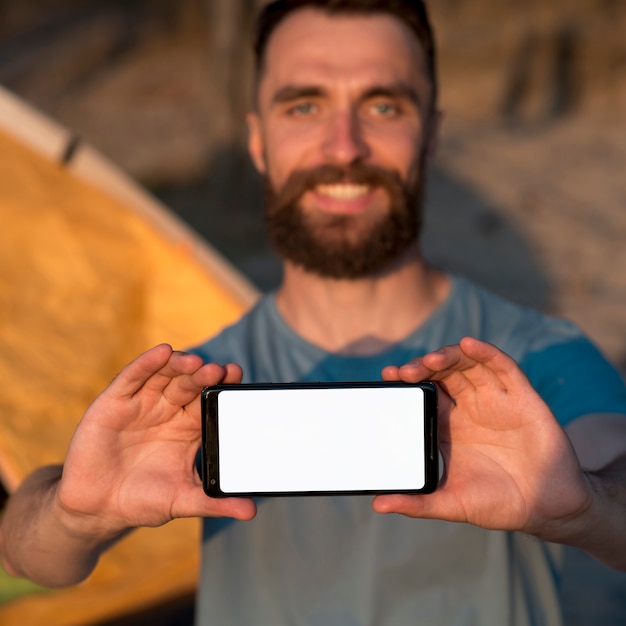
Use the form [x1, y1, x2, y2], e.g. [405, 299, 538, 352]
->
[447, 277, 626, 424]
[187, 294, 314, 382]
[189, 295, 276, 364]
[521, 336, 626, 426]
[448, 276, 583, 359]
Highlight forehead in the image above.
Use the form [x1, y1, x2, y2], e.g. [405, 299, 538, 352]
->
[258, 8, 429, 101]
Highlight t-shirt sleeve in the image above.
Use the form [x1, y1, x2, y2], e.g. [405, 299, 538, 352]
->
[521, 337, 626, 426]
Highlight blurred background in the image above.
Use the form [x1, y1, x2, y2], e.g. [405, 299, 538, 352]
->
[0, 0, 625, 624]
[0, 0, 624, 371]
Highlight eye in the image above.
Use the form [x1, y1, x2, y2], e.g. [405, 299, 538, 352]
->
[369, 101, 400, 117]
[287, 101, 318, 116]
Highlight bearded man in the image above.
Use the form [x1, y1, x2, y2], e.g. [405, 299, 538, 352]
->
[2, 2, 626, 625]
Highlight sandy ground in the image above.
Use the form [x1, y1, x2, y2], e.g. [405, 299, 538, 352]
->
[438, 117, 625, 365]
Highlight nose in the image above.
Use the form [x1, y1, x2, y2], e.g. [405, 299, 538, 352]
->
[320, 108, 370, 165]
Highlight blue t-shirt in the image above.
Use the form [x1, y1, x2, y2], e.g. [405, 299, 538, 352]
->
[191, 275, 626, 626]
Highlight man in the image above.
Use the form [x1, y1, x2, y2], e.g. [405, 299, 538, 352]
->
[1, 1, 625, 624]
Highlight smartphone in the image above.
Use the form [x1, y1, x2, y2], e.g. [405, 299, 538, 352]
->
[201, 381, 438, 498]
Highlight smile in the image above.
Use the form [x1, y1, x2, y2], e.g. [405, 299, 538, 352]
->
[315, 183, 370, 200]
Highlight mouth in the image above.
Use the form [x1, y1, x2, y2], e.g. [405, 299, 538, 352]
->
[314, 182, 371, 200]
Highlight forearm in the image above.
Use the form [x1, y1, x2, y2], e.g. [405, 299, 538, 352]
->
[534, 453, 626, 571]
[0, 465, 128, 587]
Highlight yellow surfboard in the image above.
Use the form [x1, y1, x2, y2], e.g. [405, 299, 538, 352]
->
[0, 86, 258, 625]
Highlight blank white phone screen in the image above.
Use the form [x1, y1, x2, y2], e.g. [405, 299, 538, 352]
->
[217, 387, 425, 493]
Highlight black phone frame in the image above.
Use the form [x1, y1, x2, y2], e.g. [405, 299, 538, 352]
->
[201, 381, 438, 498]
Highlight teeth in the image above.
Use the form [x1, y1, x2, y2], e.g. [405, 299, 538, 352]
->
[315, 183, 369, 200]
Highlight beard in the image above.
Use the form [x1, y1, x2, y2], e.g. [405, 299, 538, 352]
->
[263, 161, 425, 279]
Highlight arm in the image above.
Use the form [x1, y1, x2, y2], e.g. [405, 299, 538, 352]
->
[0, 344, 256, 587]
[561, 413, 626, 567]
[375, 337, 626, 570]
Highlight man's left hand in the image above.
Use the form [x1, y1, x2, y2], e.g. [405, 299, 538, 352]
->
[376, 337, 592, 538]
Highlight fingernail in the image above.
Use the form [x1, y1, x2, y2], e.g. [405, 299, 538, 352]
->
[402, 362, 420, 370]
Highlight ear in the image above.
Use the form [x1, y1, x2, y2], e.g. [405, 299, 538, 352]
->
[423, 108, 443, 168]
[246, 112, 267, 174]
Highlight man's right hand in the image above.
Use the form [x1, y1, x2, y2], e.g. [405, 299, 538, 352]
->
[0, 344, 256, 586]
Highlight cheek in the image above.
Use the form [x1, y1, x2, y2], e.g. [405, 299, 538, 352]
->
[262, 136, 298, 190]
[367, 126, 424, 178]
[263, 122, 325, 185]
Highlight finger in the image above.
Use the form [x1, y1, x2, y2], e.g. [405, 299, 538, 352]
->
[169, 360, 243, 390]
[161, 362, 230, 407]
[381, 365, 401, 381]
[108, 344, 175, 398]
[372, 493, 443, 519]
[222, 363, 244, 385]
[387, 343, 492, 399]
[372, 491, 464, 523]
[174, 488, 257, 521]
[422, 339, 515, 378]
[420, 345, 469, 375]
[204, 497, 257, 521]
[161, 361, 246, 409]
[146, 350, 208, 390]
[423, 339, 531, 394]
[386, 340, 510, 385]
[392, 357, 440, 383]
[458, 337, 529, 385]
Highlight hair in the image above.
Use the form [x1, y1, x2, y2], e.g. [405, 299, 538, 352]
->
[253, 0, 438, 106]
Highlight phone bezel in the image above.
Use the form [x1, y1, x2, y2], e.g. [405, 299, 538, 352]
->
[201, 381, 438, 498]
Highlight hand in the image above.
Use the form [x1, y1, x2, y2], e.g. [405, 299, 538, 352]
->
[57, 344, 256, 539]
[375, 337, 592, 537]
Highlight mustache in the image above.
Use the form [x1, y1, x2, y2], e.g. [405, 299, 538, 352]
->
[268, 163, 408, 210]
[262, 161, 425, 279]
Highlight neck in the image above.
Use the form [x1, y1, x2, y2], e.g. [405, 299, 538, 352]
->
[275, 248, 450, 355]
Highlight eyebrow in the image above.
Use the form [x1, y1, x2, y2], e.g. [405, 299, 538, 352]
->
[271, 85, 326, 106]
[361, 84, 421, 108]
